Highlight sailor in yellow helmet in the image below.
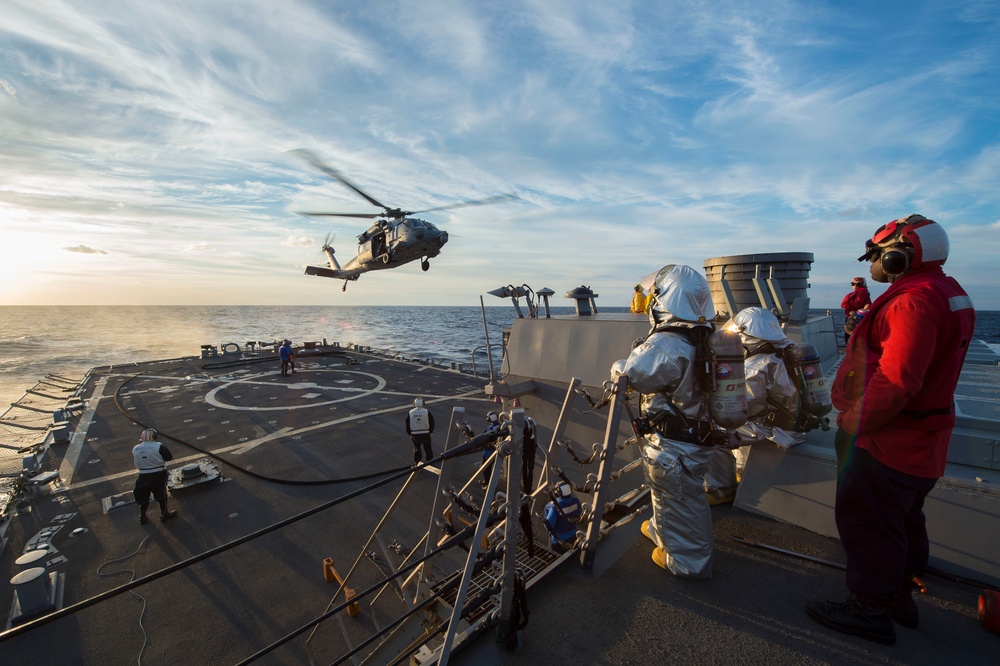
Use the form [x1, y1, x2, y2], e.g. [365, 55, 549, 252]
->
[630, 284, 647, 313]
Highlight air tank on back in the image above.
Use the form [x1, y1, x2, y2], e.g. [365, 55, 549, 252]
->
[708, 328, 747, 429]
[787, 342, 832, 417]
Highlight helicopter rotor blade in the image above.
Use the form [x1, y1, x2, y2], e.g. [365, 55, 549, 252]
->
[290, 148, 390, 211]
[410, 192, 520, 215]
[297, 211, 383, 219]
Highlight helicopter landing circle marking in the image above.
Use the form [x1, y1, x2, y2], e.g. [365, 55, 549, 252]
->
[204, 369, 387, 411]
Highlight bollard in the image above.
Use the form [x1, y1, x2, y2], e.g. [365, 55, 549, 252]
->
[10, 567, 55, 625]
[15, 550, 48, 571]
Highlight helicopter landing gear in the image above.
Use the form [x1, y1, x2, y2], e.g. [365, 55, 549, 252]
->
[421, 259, 430, 272]
[342, 281, 348, 292]
[381, 253, 391, 265]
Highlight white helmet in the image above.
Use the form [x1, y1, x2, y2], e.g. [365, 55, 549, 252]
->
[648, 264, 716, 329]
[732, 307, 787, 343]
[413, 398, 424, 408]
[556, 481, 573, 498]
[859, 214, 949, 275]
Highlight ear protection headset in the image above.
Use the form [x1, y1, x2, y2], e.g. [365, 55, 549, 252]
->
[879, 244, 911, 276]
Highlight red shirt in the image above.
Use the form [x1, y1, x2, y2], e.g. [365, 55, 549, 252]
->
[832, 267, 975, 478]
[840, 287, 871, 315]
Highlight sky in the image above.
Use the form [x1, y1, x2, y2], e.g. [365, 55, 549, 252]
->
[1, 1, 998, 309]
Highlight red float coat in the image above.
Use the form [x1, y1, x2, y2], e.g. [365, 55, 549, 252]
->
[840, 287, 871, 316]
[832, 267, 975, 478]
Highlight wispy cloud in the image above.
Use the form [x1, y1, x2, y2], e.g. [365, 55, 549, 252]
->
[0, 1, 997, 307]
[64, 244, 108, 255]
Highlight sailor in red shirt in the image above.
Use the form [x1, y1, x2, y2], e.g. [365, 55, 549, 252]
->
[840, 277, 872, 345]
[807, 214, 975, 646]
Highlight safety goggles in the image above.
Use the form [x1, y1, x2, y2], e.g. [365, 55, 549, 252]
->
[858, 218, 905, 262]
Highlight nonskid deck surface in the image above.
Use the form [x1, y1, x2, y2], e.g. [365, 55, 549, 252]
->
[4, 347, 999, 665]
[0, 349, 500, 664]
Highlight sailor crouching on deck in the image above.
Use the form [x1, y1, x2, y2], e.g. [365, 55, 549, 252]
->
[806, 214, 976, 646]
[543, 481, 582, 552]
[610, 264, 721, 579]
[133, 429, 177, 525]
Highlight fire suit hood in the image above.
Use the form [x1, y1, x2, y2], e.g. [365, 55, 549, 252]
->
[648, 264, 716, 330]
[731, 307, 788, 344]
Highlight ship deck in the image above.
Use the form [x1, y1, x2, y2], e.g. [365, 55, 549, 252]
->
[1, 344, 998, 664]
[0, 346, 501, 664]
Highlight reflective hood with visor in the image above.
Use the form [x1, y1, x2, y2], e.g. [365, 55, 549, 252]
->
[647, 264, 716, 332]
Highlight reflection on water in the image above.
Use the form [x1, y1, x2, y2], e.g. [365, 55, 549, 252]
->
[0, 305, 565, 408]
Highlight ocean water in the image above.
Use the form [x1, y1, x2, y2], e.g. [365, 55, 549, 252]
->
[1, 306, 999, 412]
[0, 305, 569, 411]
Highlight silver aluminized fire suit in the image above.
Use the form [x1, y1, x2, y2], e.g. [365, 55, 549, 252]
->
[705, 307, 804, 487]
[611, 264, 716, 579]
[731, 308, 803, 475]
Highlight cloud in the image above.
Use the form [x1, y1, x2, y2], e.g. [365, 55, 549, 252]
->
[185, 241, 217, 252]
[281, 236, 314, 247]
[1, 2, 999, 307]
[64, 244, 108, 255]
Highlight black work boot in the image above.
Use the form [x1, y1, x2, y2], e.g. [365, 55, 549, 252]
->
[139, 513, 148, 525]
[805, 593, 896, 645]
[160, 510, 177, 522]
[889, 581, 919, 628]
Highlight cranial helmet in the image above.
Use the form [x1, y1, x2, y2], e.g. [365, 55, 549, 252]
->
[556, 481, 573, 498]
[858, 214, 949, 276]
[140, 429, 158, 441]
[851, 277, 866, 288]
[732, 307, 788, 343]
[486, 411, 499, 424]
[413, 398, 424, 408]
[648, 264, 716, 330]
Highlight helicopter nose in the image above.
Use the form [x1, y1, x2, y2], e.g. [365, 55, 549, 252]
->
[440, 231, 449, 245]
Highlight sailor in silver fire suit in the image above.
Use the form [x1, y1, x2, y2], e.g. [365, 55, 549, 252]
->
[611, 264, 717, 579]
[728, 306, 803, 478]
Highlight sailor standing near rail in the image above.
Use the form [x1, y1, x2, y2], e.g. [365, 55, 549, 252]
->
[132, 429, 177, 525]
[725, 307, 807, 484]
[405, 398, 435, 465]
[611, 264, 743, 579]
[807, 214, 975, 646]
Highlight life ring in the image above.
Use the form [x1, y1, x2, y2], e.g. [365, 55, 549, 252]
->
[223, 342, 240, 353]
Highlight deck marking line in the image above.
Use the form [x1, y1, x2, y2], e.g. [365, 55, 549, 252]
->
[59, 377, 108, 486]
[64, 390, 487, 488]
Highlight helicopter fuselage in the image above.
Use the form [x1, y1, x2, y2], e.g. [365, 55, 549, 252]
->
[305, 216, 448, 283]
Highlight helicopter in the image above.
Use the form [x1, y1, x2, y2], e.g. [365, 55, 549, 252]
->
[293, 149, 517, 291]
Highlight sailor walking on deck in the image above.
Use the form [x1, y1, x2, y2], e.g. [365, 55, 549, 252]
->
[405, 398, 435, 465]
[611, 264, 725, 579]
[807, 214, 976, 646]
[132, 429, 177, 525]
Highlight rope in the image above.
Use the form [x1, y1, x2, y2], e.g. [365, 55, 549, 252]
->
[97, 532, 157, 665]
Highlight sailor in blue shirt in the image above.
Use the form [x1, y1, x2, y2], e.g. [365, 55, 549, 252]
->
[543, 481, 582, 550]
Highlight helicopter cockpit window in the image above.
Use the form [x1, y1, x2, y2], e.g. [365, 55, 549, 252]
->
[408, 219, 425, 228]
